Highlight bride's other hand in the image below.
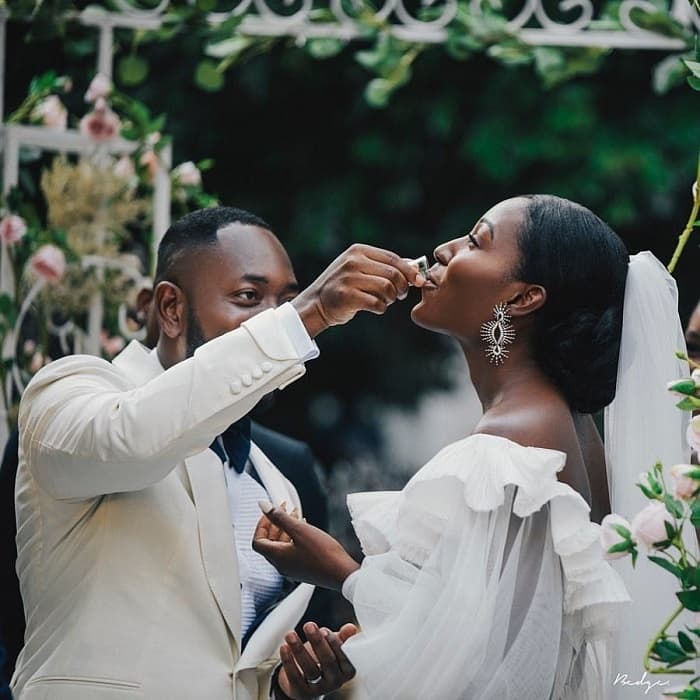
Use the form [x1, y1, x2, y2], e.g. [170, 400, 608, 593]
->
[253, 504, 360, 591]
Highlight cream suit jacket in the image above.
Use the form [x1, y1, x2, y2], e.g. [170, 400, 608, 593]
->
[11, 307, 315, 700]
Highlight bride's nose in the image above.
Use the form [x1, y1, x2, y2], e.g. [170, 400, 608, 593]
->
[433, 243, 451, 266]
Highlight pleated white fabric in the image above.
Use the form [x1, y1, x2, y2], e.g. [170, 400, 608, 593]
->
[341, 434, 630, 700]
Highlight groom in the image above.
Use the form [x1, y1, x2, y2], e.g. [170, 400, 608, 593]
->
[12, 206, 423, 700]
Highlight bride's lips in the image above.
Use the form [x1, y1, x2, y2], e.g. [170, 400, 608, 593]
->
[421, 265, 440, 289]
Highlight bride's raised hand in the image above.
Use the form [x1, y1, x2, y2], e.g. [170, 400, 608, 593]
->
[253, 503, 360, 591]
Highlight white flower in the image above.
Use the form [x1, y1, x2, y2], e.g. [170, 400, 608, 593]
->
[670, 464, 700, 501]
[172, 161, 202, 187]
[631, 501, 674, 549]
[29, 244, 66, 285]
[688, 414, 700, 454]
[84, 73, 112, 103]
[32, 95, 67, 130]
[0, 215, 27, 245]
[600, 514, 633, 560]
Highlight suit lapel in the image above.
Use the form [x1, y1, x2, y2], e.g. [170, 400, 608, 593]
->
[186, 450, 242, 653]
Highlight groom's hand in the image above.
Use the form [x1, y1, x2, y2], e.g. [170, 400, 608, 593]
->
[274, 622, 358, 700]
[292, 244, 426, 337]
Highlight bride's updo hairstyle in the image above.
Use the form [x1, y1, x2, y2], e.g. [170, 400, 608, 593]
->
[514, 195, 629, 414]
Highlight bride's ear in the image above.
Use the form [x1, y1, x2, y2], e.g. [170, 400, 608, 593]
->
[507, 284, 547, 318]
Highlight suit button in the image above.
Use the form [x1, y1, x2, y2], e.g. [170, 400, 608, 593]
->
[261, 362, 273, 373]
[230, 380, 242, 394]
[241, 373, 253, 387]
[252, 366, 263, 379]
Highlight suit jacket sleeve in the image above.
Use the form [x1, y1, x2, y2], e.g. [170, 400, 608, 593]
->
[19, 307, 310, 500]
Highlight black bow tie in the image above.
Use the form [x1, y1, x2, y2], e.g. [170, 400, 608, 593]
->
[209, 416, 252, 473]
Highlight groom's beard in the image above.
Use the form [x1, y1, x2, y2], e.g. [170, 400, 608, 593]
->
[185, 302, 207, 359]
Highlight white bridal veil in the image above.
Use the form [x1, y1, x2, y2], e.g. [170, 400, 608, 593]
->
[604, 251, 697, 693]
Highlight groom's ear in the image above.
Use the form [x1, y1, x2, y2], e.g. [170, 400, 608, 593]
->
[507, 284, 546, 318]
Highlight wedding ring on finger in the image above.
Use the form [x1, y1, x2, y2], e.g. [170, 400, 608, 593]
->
[409, 256, 428, 285]
[307, 673, 323, 686]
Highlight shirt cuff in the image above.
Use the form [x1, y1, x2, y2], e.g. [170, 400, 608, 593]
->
[341, 569, 361, 603]
[275, 302, 320, 363]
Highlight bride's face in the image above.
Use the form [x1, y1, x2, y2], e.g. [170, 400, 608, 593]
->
[411, 197, 527, 340]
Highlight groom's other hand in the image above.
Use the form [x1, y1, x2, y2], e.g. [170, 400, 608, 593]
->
[274, 622, 358, 700]
[292, 244, 426, 337]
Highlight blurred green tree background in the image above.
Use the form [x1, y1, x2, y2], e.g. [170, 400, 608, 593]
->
[6, 20, 699, 465]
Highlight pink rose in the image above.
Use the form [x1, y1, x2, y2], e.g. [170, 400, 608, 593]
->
[0, 215, 27, 245]
[600, 514, 634, 560]
[79, 98, 121, 142]
[688, 415, 700, 453]
[172, 161, 202, 187]
[84, 73, 112, 103]
[32, 95, 67, 130]
[670, 464, 700, 500]
[23, 339, 36, 355]
[139, 149, 159, 182]
[113, 155, 136, 181]
[631, 501, 674, 549]
[30, 244, 66, 285]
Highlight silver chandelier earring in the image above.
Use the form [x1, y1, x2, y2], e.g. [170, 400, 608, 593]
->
[480, 302, 516, 365]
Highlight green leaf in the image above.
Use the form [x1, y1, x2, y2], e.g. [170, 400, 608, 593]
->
[669, 378, 698, 396]
[306, 38, 345, 60]
[677, 589, 700, 612]
[691, 500, 700, 528]
[678, 630, 696, 653]
[607, 541, 631, 554]
[195, 61, 225, 92]
[612, 524, 631, 539]
[653, 54, 691, 94]
[683, 59, 700, 78]
[196, 158, 215, 171]
[677, 396, 700, 411]
[629, 7, 688, 38]
[665, 494, 684, 519]
[638, 483, 656, 499]
[196, 0, 217, 10]
[365, 78, 393, 108]
[118, 55, 149, 86]
[653, 638, 689, 664]
[665, 518, 678, 540]
[688, 75, 700, 92]
[648, 555, 683, 578]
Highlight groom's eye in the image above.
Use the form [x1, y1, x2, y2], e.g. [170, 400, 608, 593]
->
[233, 290, 260, 303]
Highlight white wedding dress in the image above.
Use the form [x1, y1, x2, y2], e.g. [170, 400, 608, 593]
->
[341, 433, 631, 700]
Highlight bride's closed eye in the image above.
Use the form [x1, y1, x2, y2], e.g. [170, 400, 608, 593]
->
[467, 232, 480, 249]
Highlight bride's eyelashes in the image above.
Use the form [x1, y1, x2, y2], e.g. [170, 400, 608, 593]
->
[467, 232, 480, 249]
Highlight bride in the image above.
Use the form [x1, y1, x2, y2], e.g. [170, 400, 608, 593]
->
[253, 195, 690, 699]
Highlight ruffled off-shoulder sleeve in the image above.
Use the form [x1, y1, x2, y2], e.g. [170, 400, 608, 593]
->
[342, 434, 630, 700]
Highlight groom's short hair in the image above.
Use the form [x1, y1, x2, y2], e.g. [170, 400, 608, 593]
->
[154, 206, 271, 285]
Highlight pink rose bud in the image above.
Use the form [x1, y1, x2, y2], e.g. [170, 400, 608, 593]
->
[139, 149, 159, 182]
[32, 95, 67, 131]
[30, 244, 66, 285]
[631, 501, 674, 549]
[670, 464, 700, 500]
[84, 73, 112, 103]
[29, 352, 44, 374]
[172, 161, 202, 187]
[79, 100, 121, 142]
[0, 214, 27, 245]
[113, 155, 136, 181]
[600, 514, 633, 560]
[688, 415, 700, 454]
[23, 339, 36, 355]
